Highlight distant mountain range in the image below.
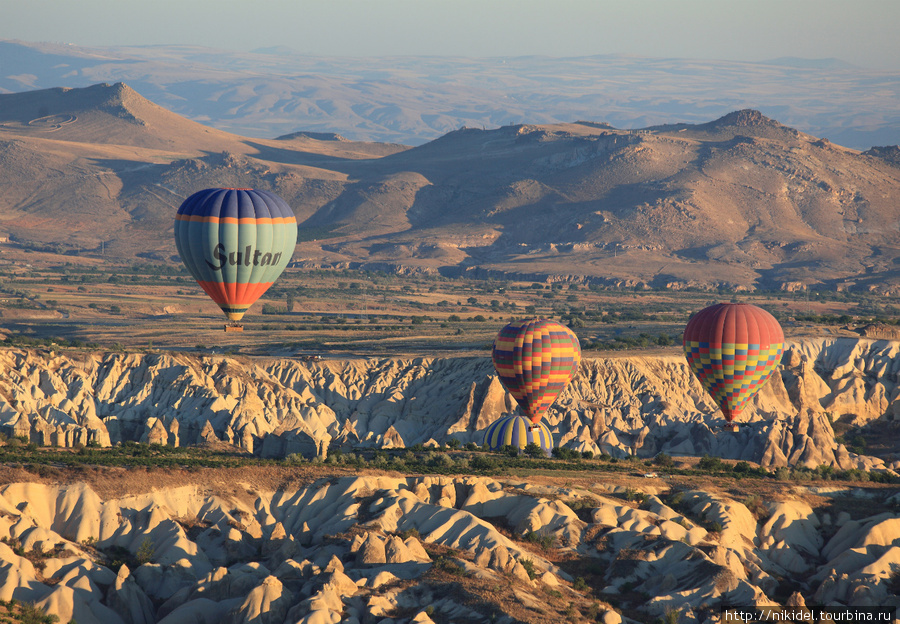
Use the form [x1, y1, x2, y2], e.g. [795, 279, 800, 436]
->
[1, 82, 899, 292]
[2, 40, 898, 150]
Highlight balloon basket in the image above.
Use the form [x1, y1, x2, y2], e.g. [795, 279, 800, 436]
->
[224, 323, 244, 333]
[724, 423, 740, 433]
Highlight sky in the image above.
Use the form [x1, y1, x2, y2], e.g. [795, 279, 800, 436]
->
[2, 0, 899, 70]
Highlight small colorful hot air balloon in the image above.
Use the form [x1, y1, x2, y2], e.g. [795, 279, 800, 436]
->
[491, 318, 581, 425]
[484, 414, 553, 454]
[174, 188, 297, 324]
[683, 302, 784, 425]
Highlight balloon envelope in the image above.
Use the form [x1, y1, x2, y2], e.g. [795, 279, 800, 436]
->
[484, 415, 553, 454]
[683, 303, 784, 423]
[174, 188, 298, 321]
[491, 318, 581, 424]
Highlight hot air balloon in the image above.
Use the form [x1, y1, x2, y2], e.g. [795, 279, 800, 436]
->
[174, 188, 297, 328]
[683, 302, 784, 426]
[491, 318, 581, 425]
[484, 414, 553, 455]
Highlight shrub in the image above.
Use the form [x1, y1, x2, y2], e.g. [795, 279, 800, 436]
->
[663, 608, 682, 624]
[774, 467, 791, 481]
[524, 532, 554, 549]
[552, 446, 579, 460]
[434, 556, 469, 577]
[12, 601, 58, 623]
[697, 454, 724, 471]
[520, 558, 537, 580]
[135, 538, 155, 565]
[429, 453, 455, 469]
[471, 455, 499, 471]
[743, 495, 768, 521]
[887, 563, 900, 595]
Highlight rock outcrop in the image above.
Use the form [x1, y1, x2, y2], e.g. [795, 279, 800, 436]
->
[1, 476, 899, 623]
[2, 338, 900, 468]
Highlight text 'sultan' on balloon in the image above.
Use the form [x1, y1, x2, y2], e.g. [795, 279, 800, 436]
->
[491, 318, 581, 425]
[683, 302, 784, 424]
[174, 188, 298, 322]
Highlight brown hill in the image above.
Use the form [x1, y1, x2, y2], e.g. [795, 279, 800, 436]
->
[1, 83, 899, 291]
[5, 40, 899, 150]
[0, 82, 241, 151]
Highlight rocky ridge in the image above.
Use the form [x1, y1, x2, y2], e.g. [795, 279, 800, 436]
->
[2, 475, 900, 623]
[2, 338, 900, 470]
[3, 83, 900, 290]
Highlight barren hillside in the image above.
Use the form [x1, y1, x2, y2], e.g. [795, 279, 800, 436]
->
[1, 83, 899, 290]
[3, 40, 898, 149]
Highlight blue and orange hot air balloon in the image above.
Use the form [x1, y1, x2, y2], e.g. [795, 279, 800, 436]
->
[491, 318, 581, 425]
[174, 188, 297, 323]
[683, 302, 784, 425]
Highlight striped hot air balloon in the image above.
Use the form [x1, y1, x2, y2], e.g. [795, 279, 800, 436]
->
[483, 415, 553, 454]
[174, 188, 297, 323]
[683, 302, 784, 424]
[491, 318, 581, 425]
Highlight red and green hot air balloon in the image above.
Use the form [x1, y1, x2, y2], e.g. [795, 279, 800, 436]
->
[491, 318, 581, 425]
[683, 302, 784, 425]
[174, 188, 297, 324]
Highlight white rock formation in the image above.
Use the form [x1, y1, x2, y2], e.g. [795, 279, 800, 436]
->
[3, 338, 900, 468]
[0, 475, 897, 621]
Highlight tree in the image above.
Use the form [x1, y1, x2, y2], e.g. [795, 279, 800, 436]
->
[653, 452, 674, 467]
[136, 538, 155, 565]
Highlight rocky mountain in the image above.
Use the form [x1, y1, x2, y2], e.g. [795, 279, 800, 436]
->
[1, 83, 899, 290]
[2, 337, 899, 471]
[3, 40, 898, 150]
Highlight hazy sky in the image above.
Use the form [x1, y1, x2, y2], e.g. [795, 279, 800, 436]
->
[3, 0, 899, 69]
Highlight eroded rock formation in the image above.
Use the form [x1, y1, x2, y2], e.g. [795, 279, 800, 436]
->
[1, 477, 899, 623]
[2, 338, 900, 468]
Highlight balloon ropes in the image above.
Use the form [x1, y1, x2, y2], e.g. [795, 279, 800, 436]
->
[483, 415, 553, 454]
[174, 188, 297, 328]
[683, 302, 784, 425]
